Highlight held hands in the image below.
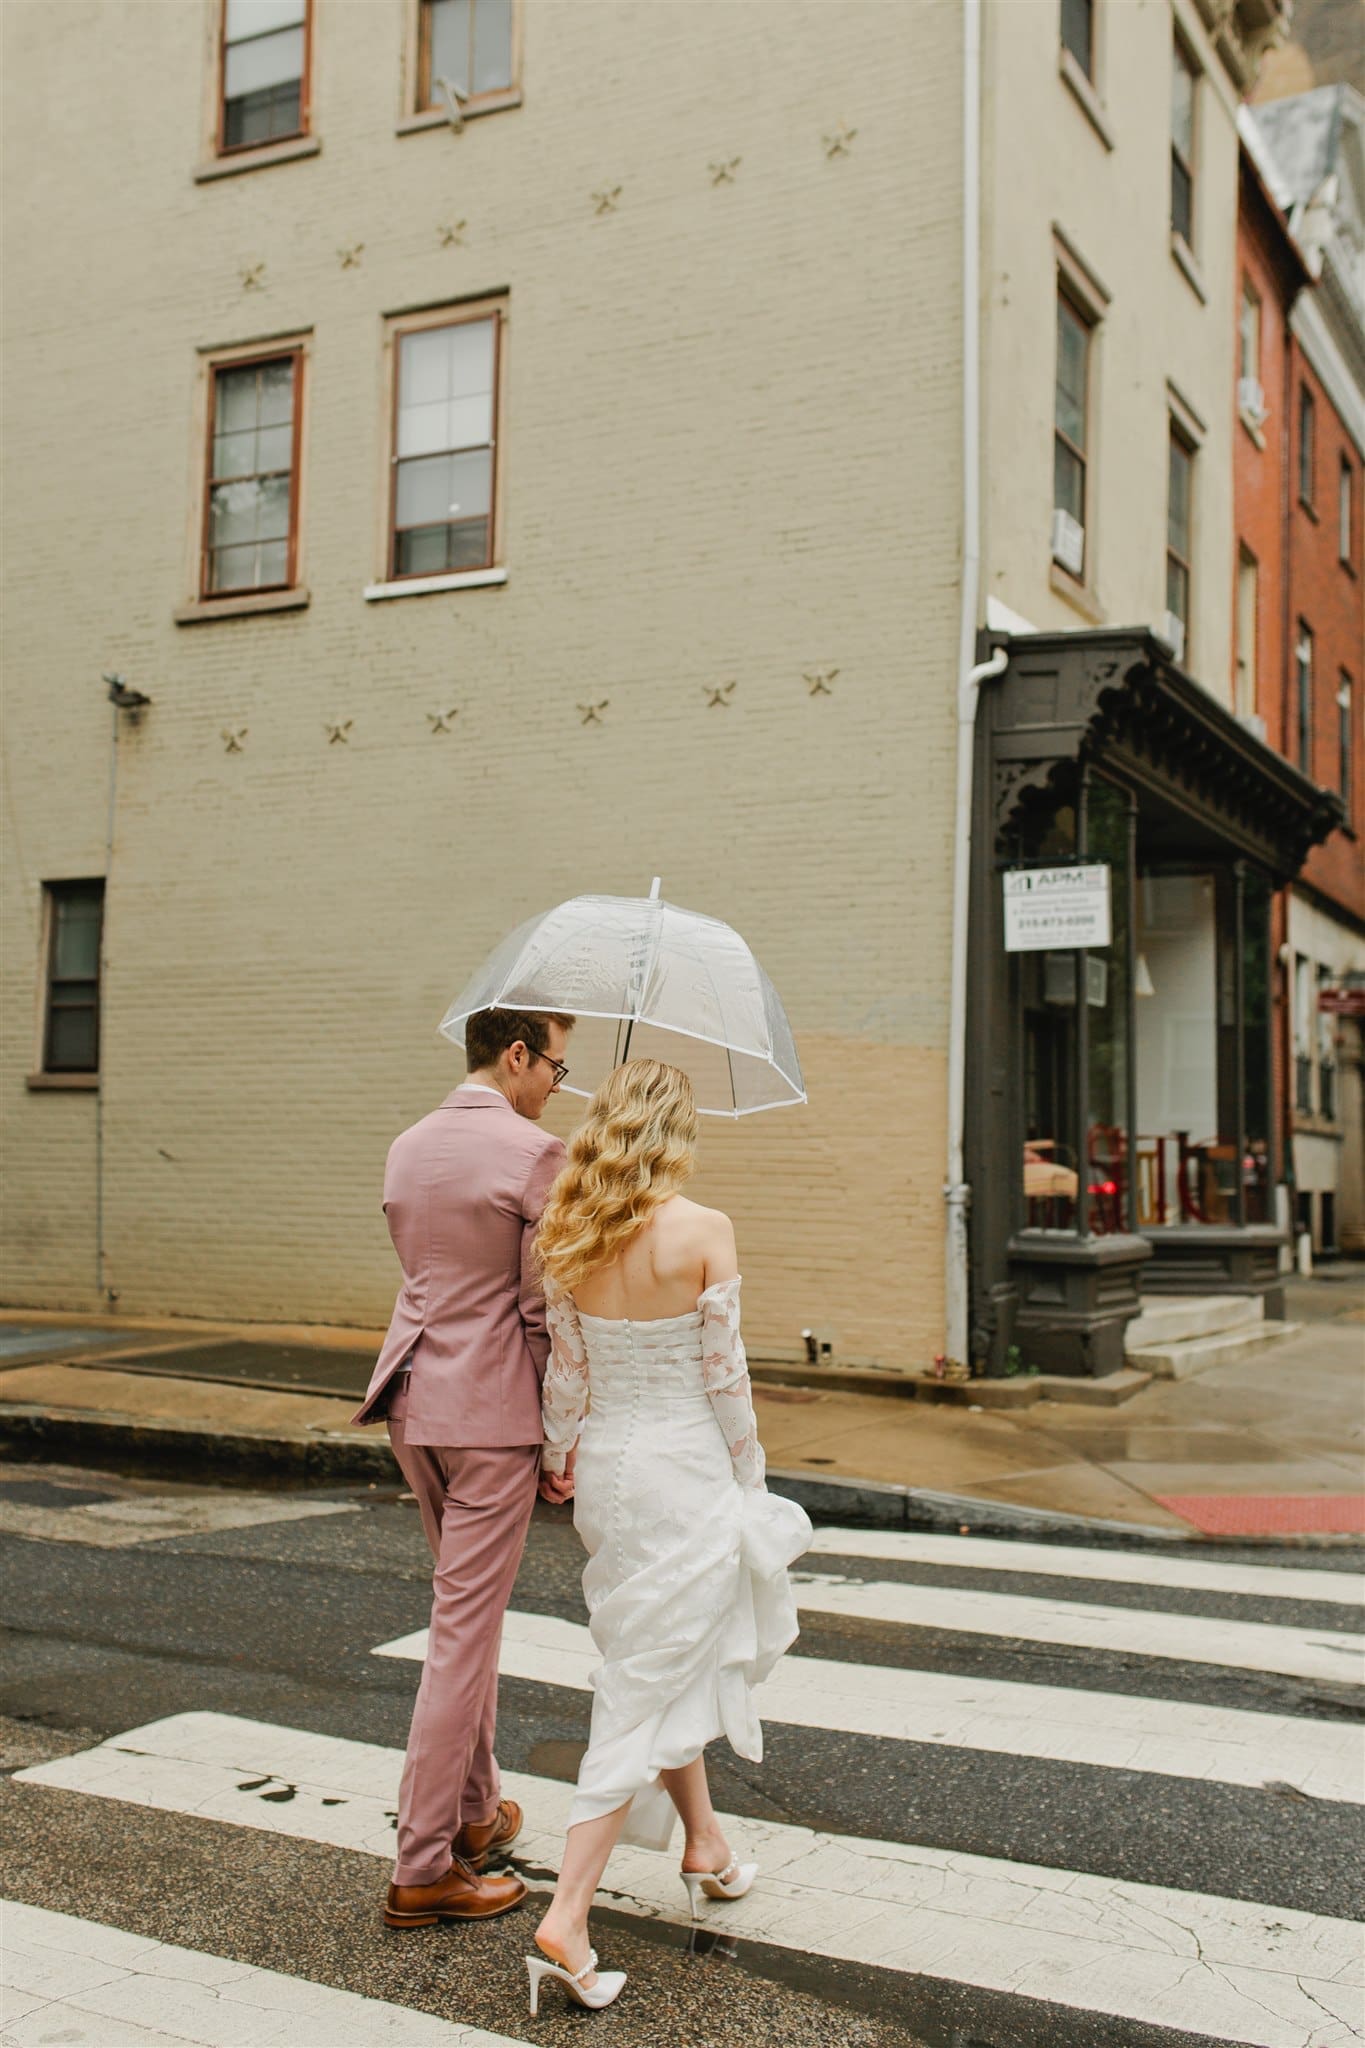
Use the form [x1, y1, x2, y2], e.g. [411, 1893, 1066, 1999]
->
[537, 1444, 577, 1504]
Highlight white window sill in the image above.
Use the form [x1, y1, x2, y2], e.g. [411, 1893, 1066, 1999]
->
[194, 135, 321, 183]
[1170, 231, 1207, 304]
[396, 91, 522, 136]
[1058, 48, 1115, 151]
[175, 587, 310, 625]
[1050, 559, 1105, 623]
[363, 568, 507, 601]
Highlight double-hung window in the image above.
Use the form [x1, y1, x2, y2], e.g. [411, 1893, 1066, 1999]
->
[1053, 290, 1091, 578]
[388, 303, 503, 580]
[416, 0, 515, 114]
[1298, 384, 1316, 508]
[1295, 623, 1314, 776]
[41, 883, 104, 1076]
[219, 0, 311, 154]
[1341, 456, 1354, 563]
[1339, 673, 1354, 810]
[1171, 38, 1197, 248]
[1166, 424, 1194, 650]
[1060, 0, 1094, 79]
[201, 349, 304, 597]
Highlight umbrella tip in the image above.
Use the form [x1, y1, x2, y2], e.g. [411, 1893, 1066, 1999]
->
[649, 876, 662, 900]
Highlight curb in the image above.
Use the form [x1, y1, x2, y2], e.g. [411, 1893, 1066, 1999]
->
[2, 1405, 1359, 1549]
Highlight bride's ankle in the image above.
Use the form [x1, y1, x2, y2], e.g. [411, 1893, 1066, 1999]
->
[680, 1826, 730, 1872]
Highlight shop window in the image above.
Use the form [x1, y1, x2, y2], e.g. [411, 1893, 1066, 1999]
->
[1319, 968, 1337, 1120]
[1294, 954, 1313, 1112]
[1321, 1191, 1337, 1251]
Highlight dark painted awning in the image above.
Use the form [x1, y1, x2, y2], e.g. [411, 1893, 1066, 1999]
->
[982, 627, 1344, 880]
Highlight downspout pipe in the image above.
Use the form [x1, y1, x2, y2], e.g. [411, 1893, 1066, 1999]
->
[944, 0, 1008, 1368]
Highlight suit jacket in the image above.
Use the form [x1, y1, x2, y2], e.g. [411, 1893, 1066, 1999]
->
[351, 1087, 567, 1447]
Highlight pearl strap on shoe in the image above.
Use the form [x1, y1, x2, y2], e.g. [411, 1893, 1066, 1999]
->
[572, 1949, 599, 1984]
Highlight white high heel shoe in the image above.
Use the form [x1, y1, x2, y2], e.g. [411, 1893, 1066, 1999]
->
[525, 1946, 627, 2014]
[680, 1855, 758, 1921]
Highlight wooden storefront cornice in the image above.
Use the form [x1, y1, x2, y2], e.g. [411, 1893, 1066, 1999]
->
[986, 627, 1344, 880]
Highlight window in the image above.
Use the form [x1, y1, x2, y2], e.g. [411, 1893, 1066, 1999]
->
[1235, 547, 1258, 718]
[1295, 623, 1313, 775]
[417, 0, 514, 112]
[1166, 423, 1194, 636]
[1340, 673, 1354, 808]
[1060, 0, 1093, 78]
[1293, 954, 1313, 1114]
[1298, 384, 1316, 507]
[1171, 38, 1197, 247]
[219, 0, 310, 154]
[201, 351, 303, 597]
[1341, 457, 1354, 563]
[1238, 279, 1260, 384]
[389, 305, 502, 579]
[1318, 967, 1337, 1120]
[42, 883, 104, 1075]
[1053, 290, 1091, 576]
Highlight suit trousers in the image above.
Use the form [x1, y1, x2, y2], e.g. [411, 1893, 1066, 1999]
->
[387, 1380, 540, 1887]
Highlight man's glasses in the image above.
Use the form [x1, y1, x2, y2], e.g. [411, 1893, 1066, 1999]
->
[530, 1049, 569, 1087]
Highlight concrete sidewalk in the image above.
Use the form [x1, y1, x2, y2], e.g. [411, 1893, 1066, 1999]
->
[0, 1271, 1360, 1540]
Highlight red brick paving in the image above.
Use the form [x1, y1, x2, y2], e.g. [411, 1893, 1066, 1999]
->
[1156, 1493, 1365, 1535]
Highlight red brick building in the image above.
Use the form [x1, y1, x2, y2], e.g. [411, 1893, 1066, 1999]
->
[1242, 88, 1365, 1254]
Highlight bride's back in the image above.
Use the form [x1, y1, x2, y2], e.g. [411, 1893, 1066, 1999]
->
[572, 1195, 731, 1323]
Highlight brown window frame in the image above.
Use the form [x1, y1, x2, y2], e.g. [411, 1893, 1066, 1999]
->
[412, 0, 520, 120]
[1340, 455, 1354, 565]
[198, 346, 306, 603]
[1170, 35, 1197, 250]
[1298, 383, 1316, 510]
[384, 299, 506, 584]
[41, 881, 105, 1077]
[216, 0, 314, 160]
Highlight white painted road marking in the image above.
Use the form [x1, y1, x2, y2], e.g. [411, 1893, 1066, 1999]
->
[15, 1715, 1363, 2048]
[0, 1897, 531, 2046]
[804, 1528, 1365, 1610]
[790, 1573, 1365, 1686]
[371, 1609, 1365, 1803]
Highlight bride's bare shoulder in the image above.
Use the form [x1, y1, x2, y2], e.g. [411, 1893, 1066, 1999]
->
[658, 1196, 737, 1283]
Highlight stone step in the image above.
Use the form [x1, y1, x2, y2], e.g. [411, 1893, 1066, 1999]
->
[1127, 1319, 1300, 1381]
[1125, 1293, 1262, 1352]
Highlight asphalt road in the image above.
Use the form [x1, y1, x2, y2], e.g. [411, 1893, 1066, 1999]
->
[1, 1459, 1362, 2048]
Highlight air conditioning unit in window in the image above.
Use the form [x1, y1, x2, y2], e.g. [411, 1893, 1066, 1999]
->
[1156, 610, 1186, 663]
[1051, 508, 1085, 577]
[1237, 376, 1268, 425]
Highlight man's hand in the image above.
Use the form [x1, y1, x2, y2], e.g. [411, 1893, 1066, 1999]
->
[537, 1445, 576, 1504]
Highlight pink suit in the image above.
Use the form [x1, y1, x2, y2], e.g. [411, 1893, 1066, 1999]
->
[352, 1086, 565, 1885]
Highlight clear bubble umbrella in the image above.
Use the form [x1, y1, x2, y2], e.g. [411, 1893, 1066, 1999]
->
[438, 880, 805, 1117]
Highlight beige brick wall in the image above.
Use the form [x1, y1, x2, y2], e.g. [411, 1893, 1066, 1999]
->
[1, 0, 964, 1369]
[982, 0, 1239, 693]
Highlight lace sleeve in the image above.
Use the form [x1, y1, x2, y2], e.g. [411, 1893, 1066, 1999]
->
[541, 1291, 589, 1474]
[700, 1275, 766, 1492]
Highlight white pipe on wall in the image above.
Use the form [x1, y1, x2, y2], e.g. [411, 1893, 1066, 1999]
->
[944, 0, 1008, 1367]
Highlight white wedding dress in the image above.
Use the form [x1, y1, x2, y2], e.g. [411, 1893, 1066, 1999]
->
[540, 1275, 812, 1850]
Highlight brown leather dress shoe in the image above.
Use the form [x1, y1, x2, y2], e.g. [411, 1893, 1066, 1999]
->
[454, 1797, 523, 1872]
[383, 1855, 526, 1927]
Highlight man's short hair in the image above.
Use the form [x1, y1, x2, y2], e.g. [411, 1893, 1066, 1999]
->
[464, 1007, 575, 1073]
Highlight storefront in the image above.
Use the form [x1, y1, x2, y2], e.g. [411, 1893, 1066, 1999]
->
[965, 628, 1342, 1377]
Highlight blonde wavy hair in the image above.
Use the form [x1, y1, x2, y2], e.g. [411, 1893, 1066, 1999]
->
[536, 1059, 699, 1294]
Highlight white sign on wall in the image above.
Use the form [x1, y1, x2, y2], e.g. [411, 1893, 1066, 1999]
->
[1003, 864, 1111, 953]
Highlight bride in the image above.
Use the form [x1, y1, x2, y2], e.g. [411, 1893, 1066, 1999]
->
[526, 1058, 811, 2015]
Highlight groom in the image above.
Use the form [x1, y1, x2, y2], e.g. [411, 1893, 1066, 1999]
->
[352, 1006, 575, 1926]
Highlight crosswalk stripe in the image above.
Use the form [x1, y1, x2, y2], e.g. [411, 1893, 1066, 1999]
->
[371, 1610, 1365, 1801]
[15, 1714, 1362, 2048]
[0, 1897, 530, 2047]
[804, 1527, 1365, 1609]
[790, 1572, 1365, 1685]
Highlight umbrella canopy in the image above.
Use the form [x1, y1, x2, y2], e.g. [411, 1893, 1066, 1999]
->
[438, 882, 805, 1117]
